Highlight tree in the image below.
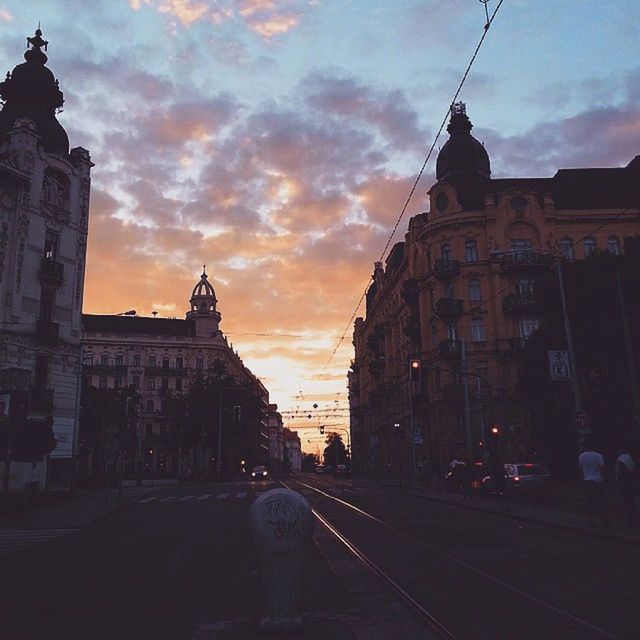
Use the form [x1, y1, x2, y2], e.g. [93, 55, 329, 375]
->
[323, 432, 347, 467]
[301, 453, 319, 472]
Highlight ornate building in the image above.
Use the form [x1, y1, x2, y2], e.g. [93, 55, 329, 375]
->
[81, 269, 270, 480]
[0, 29, 92, 492]
[350, 103, 640, 477]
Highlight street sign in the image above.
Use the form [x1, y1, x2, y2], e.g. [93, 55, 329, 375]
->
[548, 350, 570, 381]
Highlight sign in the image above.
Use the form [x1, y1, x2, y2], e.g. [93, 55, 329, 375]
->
[49, 417, 74, 458]
[548, 350, 570, 381]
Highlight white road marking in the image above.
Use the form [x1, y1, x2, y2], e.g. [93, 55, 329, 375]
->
[179, 495, 194, 501]
[197, 494, 212, 500]
[236, 492, 247, 498]
[216, 493, 230, 499]
[158, 496, 175, 502]
[138, 496, 158, 503]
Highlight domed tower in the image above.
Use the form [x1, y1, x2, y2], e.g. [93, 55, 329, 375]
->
[0, 27, 69, 155]
[436, 103, 490, 182]
[186, 266, 222, 337]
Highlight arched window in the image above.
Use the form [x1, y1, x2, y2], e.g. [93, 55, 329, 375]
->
[441, 243, 452, 262]
[468, 279, 482, 303]
[465, 239, 478, 262]
[584, 237, 597, 257]
[607, 236, 620, 255]
[42, 168, 70, 210]
[559, 237, 574, 260]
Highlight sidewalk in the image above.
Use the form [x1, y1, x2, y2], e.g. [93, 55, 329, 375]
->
[380, 479, 640, 545]
[0, 485, 152, 529]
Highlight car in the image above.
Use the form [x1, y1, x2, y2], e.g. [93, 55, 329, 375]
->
[482, 462, 551, 498]
[250, 465, 269, 480]
[315, 464, 326, 474]
[334, 464, 351, 478]
[444, 460, 487, 493]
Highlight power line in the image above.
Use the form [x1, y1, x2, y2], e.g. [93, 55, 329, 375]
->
[316, 0, 506, 382]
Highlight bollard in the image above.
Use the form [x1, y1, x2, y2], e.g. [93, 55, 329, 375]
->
[249, 488, 314, 632]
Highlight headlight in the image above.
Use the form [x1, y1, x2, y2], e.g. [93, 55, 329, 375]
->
[262, 471, 267, 476]
[251, 473, 256, 477]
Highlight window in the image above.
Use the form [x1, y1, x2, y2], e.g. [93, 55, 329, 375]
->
[519, 318, 540, 339]
[115, 355, 123, 366]
[43, 167, 70, 209]
[133, 354, 141, 367]
[510, 196, 527, 215]
[82, 353, 93, 366]
[101, 354, 109, 366]
[441, 244, 452, 262]
[444, 282, 455, 299]
[584, 237, 597, 257]
[446, 323, 458, 341]
[162, 357, 169, 370]
[160, 399, 169, 415]
[161, 377, 169, 390]
[559, 237, 574, 260]
[608, 236, 621, 255]
[196, 357, 204, 370]
[43, 229, 59, 261]
[147, 378, 155, 391]
[471, 318, 485, 342]
[176, 357, 183, 369]
[510, 239, 533, 256]
[465, 239, 478, 262]
[175, 378, 182, 392]
[114, 376, 121, 389]
[132, 375, 140, 390]
[146, 400, 154, 413]
[468, 279, 482, 303]
[149, 355, 156, 368]
[474, 361, 488, 394]
[516, 278, 536, 302]
[99, 376, 107, 389]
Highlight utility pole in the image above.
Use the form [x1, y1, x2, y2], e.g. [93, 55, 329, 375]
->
[616, 269, 640, 427]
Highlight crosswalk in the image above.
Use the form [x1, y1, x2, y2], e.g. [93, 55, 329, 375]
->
[137, 490, 274, 504]
[0, 528, 79, 558]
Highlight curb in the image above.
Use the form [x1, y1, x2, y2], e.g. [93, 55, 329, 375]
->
[397, 487, 640, 546]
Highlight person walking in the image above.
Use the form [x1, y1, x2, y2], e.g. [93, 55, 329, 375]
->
[616, 446, 638, 527]
[578, 439, 608, 529]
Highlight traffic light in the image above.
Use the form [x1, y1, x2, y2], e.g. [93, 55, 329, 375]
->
[233, 405, 242, 422]
[409, 359, 421, 383]
[489, 425, 500, 437]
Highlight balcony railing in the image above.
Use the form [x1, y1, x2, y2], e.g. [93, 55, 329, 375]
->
[436, 338, 461, 359]
[435, 297, 463, 318]
[434, 259, 460, 279]
[499, 252, 551, 272]
[40, 258, 64, 286]
[36, 319, 59, 343]
[503, 291, 539, 315]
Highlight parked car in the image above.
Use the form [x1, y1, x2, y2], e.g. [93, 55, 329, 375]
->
[315, 464, 327, 474]
[334, 464, 351, 478]
[250, 465, 269, 480]
[444, 461, 487, 493]
[482, 462, 551, 498]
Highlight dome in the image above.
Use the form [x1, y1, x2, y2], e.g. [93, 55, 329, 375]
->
[191, 268, 217, 300]
[435, 103, 490, 182]
[0, 28, 69, 155]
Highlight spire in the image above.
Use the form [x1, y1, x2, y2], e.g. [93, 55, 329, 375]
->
[0, 26, 69, 155]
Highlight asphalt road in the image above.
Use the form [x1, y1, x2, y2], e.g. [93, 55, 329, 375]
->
[292, 474, 640, 640]
[1, 479, 360, 640]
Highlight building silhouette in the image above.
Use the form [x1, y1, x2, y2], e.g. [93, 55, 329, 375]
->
[0, 29, 93, 492]
[349, 103, 640, 477]
[81, 268, 270, 481]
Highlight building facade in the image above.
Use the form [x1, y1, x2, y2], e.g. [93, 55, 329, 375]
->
[283, 427, 302, 472]
[0, 29, 92, 492]
[350, 103, 640, 477]
[80, 269, 269, 480]
[267, 403, 285, 473]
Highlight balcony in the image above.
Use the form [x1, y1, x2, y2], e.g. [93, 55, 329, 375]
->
[401, 278, 419, 306]
[499, 252, 551, 273]
[503, 291, 539, 315]
[435, 297, 463, 318]
[402, 318, 421, 340]
[40, 258, 64, 287]
[434, 259, 460, 279]
[436, 339, 461, 359]
[36, 319, 59, 343]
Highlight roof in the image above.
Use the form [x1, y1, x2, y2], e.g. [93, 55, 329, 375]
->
[82, 314, 195, 337]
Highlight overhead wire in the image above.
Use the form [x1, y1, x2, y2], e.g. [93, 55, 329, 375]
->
[315, 0, 507, 383]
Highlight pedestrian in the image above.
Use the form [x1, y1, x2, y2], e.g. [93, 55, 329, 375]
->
[616, 445, 638, 527]
[578, 438, 608, 529]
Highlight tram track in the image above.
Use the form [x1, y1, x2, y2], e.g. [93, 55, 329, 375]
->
[284, 477, 626, 640]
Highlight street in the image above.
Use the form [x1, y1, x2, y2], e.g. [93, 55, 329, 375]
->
[2, 475, 639, 639]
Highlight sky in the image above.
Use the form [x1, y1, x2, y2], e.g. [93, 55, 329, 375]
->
[2, 1, 639, 451]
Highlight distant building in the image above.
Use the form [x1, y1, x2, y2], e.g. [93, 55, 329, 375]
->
[267, 403, 284, 472]
[81, 269, 269, 479]
[350, 103, 640, 477]
[283, 428, 301, 472]
[0, 29, 93, 492]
